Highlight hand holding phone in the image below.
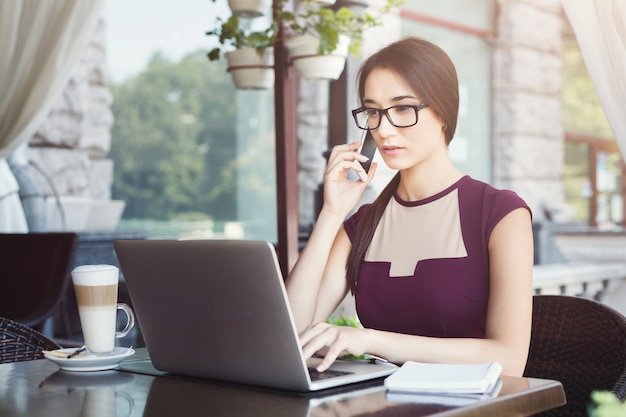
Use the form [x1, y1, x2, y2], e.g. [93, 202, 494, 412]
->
[356, 130, 376, 182]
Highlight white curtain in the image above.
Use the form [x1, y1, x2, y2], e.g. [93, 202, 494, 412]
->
[0, 0, 105, 232]
[561, 0, 626, 158]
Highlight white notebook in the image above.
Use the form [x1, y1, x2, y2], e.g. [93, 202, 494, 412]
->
[386, 378, 503, 406]
[384, 361, 502, 394]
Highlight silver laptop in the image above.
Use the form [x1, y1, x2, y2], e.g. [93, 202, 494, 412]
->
[114, 239, 396, 392]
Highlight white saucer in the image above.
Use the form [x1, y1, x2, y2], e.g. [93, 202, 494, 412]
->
[40, 369, 136, 388]
[44, 347, 135, 372]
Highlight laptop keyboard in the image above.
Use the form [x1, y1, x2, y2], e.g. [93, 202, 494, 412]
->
[308, 367, 353, 381]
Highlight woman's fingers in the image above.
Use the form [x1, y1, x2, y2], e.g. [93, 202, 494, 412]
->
[320, 142, 377, 219]
[325, 142, 372, 181]
[300, 325, 342, 372]
[300, 323, 362, 372]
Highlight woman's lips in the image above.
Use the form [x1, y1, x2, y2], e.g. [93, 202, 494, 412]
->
[382, 145, 403, 156]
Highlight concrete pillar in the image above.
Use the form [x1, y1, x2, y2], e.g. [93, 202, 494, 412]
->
[492, 0, 565, 218]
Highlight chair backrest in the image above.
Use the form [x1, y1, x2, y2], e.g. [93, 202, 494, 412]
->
[0, 316, 61, 364]
[524, 295, 626, 416]
[0, 232, 77, 329]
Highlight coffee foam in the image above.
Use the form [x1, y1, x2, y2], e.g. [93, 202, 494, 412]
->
[71, 265, 119, 286]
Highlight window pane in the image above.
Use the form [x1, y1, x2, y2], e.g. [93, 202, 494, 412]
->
[401, 0, 493, 182]
[564, 141, 591, 222]
[596, 150, 623, 227]
[106, 0, 276, 241]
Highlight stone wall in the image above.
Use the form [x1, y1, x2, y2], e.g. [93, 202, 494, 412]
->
[26, 19, 114, 201]
[297, 80, 330, 228]
[492, 0, 565, 218]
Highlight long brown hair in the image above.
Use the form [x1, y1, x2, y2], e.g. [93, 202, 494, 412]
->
[345, 37, 460, 294]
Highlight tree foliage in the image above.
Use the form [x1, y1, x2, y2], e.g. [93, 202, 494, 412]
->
[109, 51, 238, 220]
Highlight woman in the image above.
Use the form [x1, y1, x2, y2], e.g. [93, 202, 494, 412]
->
[285, 37, 533, 377]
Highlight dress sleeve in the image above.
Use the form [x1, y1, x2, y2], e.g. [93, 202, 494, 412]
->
[343, 203, 372, 242]
[485, 189, 532, 239]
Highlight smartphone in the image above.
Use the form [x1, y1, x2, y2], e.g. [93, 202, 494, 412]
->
[357, 130, 376, 181]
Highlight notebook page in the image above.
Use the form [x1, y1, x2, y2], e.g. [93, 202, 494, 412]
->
[384, 361, 502, 394]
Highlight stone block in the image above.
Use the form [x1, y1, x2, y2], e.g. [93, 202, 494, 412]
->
[80, 85, 114, 158]
[505, 48, 562, 94]
[493, 133, 563, 178]
[30, 77, 86, 148]
[30, 108, 82, 148]
[82, 21, 107, 85]
[79, 125, 112, 159]
[493, 91, 564, 138]
[498, 1, 562, 53]
[27, 148, 90, 197]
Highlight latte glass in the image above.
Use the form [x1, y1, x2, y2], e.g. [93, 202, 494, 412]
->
[71, 265, 135, 354]
[80, 387, 134, 417]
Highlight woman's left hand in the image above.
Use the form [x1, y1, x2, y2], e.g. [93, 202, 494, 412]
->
[299, 322, 369, 372]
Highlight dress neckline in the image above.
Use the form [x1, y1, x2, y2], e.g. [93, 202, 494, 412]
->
[393, 175, 470, 207]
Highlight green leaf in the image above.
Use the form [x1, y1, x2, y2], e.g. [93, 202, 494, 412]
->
[205, 14, 277, 61]
[207, 49, 221, 61]
[588, 391, 626, 417]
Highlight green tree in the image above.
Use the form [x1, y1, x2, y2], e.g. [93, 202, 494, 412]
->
[109, 51, 238, 220]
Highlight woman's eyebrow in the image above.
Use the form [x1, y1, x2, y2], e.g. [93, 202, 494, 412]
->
[391, 95, 419, 101]
[362, 95, 420, 105]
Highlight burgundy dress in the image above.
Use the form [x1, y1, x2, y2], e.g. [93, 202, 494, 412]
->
[344, 176, 531, 339]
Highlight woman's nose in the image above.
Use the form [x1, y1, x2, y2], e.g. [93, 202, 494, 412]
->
[376, 112, 396, 137]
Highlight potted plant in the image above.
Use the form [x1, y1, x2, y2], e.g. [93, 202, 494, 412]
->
[279, 0, 403, 79]
[210, 0, 273, 19]
[206, 16, 277, 90]
[206, 0, 402, 84]
[228, 0, 272, 18]
[588, 391, 626, 417]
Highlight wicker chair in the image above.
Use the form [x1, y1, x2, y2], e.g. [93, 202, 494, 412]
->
[0, 316, 61, 364]
[524, 295, 626, 416]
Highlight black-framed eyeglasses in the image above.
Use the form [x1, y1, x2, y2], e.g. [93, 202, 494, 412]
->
[351, 103, 429, 130]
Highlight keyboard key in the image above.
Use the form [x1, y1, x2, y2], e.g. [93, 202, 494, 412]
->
[308, 368, 353, 381]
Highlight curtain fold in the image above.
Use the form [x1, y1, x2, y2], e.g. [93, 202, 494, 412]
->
[0, 0, 105, 232]
[561, 0, 626, 158]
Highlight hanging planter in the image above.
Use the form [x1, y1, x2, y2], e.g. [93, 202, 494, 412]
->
[278, 0, 402, 79]
[206, 0, 402, 84]
[227, 0, 272, 18]
[206, 16, 276, 89]
[285, 34, 350, 80]
[331, 0, 369, 13]
[226, 47, 274, 90]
